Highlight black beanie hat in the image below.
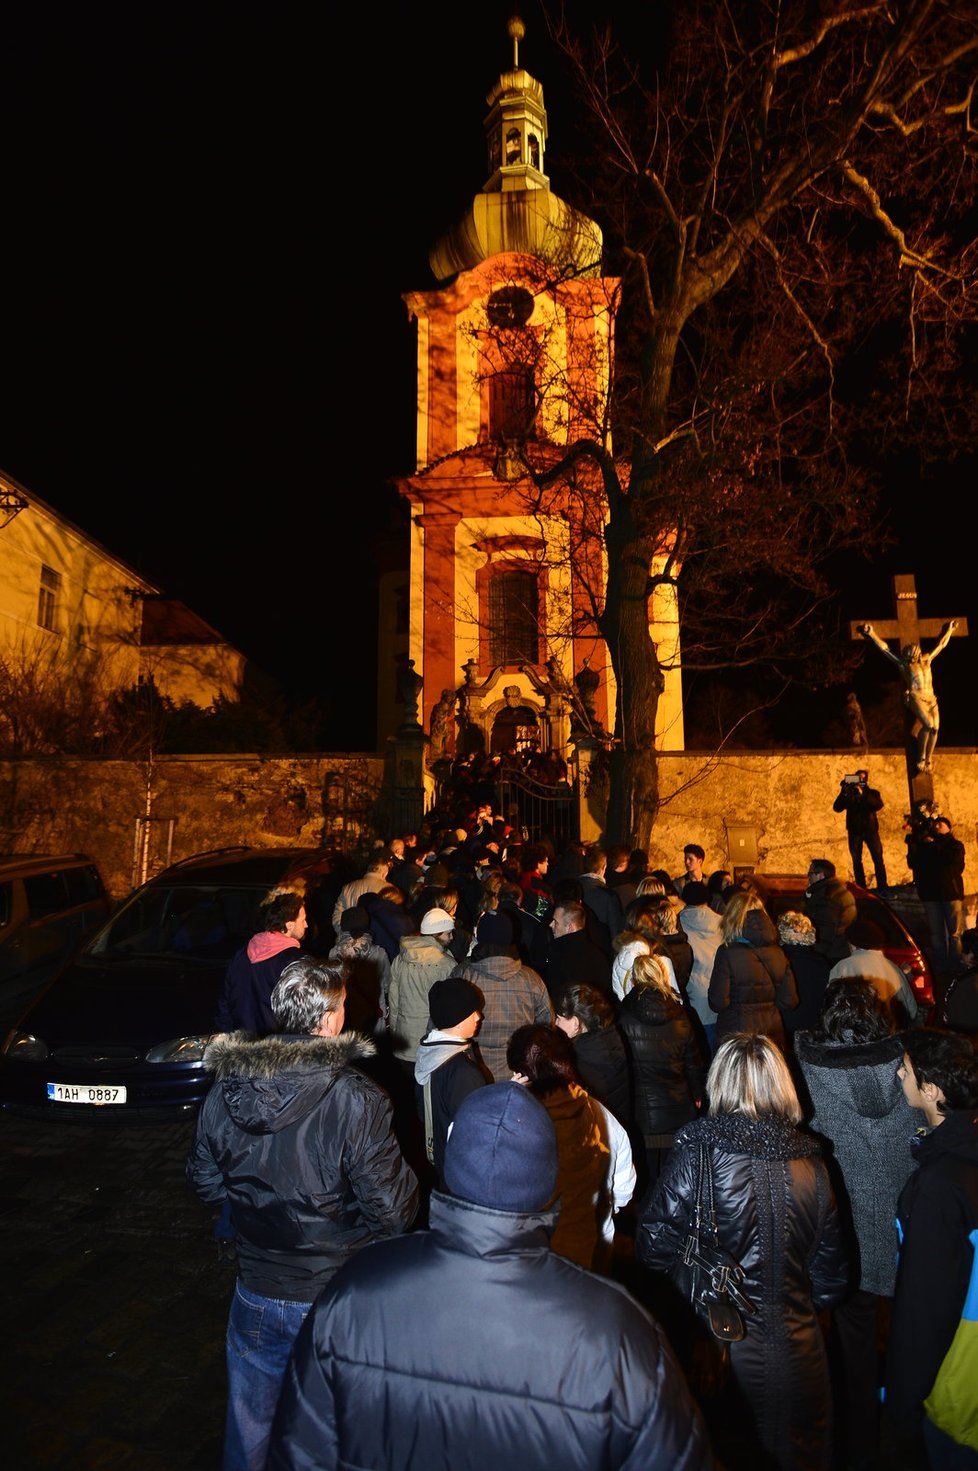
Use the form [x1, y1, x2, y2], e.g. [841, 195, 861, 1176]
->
[428, 977, 482, 1030]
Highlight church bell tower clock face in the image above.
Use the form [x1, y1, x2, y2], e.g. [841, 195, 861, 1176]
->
[486, 286, 534, 329]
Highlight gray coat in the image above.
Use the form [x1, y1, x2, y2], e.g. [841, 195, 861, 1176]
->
[795, 1030, 916, 1295]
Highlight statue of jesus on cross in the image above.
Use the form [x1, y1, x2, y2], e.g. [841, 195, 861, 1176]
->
[852, 575, 967, 781]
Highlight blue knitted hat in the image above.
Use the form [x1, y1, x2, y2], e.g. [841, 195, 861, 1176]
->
[443, 1083, 558, 1212]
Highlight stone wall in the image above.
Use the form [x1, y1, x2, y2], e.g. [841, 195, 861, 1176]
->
[2, 746, 976, 901]
[0, 753, 386, 898]
[649, 748, 978, 894]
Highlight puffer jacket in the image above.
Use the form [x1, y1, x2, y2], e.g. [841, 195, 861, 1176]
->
[639, 1113, 848, 1471]
[388, 934, 456, 1061]
[186, 1031, 418, 1300]
[451, 951, 553, 1081]
[708, 910, 798, 1048]
[795, 1030, 916, 1296]
[572, 1023, 632, 1125]
[618, 986, 704, 1139]
[269, 1189, 714, 1471]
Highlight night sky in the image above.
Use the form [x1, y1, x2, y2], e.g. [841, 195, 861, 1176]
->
[1, 1, 974, 749]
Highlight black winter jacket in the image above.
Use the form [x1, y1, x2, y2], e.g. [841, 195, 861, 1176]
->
[572, 1022, 632, 1125]
[639, 1113, 848, 1471]
[833, 781, 883, 835]
[907, 831, 966, 902]
[186, 1031, 418, 1300]
[806, 877, 858, 962]
[888, 1110, 978, 1432]
[707, 911, 798, 1048]
[546, 929, 613, 1001]
[269, 1189, 714, 1471]
[618, 987, 704, 1140]
[413, 1034, 489, 1180]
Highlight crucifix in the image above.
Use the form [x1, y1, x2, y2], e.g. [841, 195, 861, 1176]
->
[850, 573, 968, 806]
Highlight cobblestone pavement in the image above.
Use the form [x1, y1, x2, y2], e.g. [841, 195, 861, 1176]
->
[0, 1105, 931, 1471]
[0, 1111, 229, 1471]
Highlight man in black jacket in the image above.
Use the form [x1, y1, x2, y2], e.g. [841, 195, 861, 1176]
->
[269, 1083, 712, 1471]
[889, 1031, 978, 1462]
[187, 956, 418, 1471]
[546, 899, 613, 1000]
[907, 816, 967, 973]
[833, 769, 888, 890]
[806, 858, 858, 963]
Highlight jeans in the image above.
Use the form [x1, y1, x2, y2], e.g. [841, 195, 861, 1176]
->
[224, 1280, 311, 1471]
[848, 830, 888, 889]
[923, 899, 965, 972]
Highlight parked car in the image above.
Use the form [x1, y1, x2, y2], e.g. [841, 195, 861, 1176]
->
[0, 846, 339, 1119]
[0, 854, 111, 1006]
[746, 872, 935, 1015]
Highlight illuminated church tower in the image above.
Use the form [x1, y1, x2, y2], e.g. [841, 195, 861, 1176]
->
[387, 17, 684, 766]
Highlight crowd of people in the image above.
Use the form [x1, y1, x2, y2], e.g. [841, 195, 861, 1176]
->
[187, 821, 978, 1471]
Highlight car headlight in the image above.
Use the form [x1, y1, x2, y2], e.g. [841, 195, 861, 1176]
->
[145, 1035, 213, 1064]
[3, 1030, 49, 1061]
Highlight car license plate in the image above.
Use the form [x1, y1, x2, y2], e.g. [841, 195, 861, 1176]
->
[47, 1082, 127, 1105]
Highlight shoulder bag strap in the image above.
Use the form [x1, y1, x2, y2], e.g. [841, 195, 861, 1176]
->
[422, 1077, 436, 1165]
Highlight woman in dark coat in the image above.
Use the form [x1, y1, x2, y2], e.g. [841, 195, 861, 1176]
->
[776, 910, 831, 1048]
[639, 1033, 848, 1471]
[618, 953, 705, 1190]
[554, 983, 631, 1125]
[794, 979, 917, 1470]
[708, 889, 798, 1050]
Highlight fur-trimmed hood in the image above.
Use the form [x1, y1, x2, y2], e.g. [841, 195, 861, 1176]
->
[203, 1030, 376, 1134]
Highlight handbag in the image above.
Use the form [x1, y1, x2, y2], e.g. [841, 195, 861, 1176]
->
[671, 1142, 756, 1343]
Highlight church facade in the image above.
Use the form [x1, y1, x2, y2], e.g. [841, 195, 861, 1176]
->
[381, 20, 684, 767]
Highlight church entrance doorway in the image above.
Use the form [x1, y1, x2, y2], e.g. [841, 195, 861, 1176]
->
[490, 704, 540, 756]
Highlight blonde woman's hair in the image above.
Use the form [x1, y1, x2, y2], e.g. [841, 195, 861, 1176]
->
[720, 888, 764, 944]
[707, 1033, 802, 1123]
[777, 910, 814, 947]
[635, 876, 666, 898]
[629, 951, 673, 999]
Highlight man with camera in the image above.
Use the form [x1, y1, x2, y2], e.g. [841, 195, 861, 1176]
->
[906, 814, 966, 974]
[833, 769, 888, 891]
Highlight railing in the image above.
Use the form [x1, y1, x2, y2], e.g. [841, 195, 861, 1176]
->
[496, 772, 578, 848]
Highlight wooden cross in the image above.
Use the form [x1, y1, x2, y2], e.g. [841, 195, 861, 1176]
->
[849, 573, 967, 652]
[850, 573, 968, 805]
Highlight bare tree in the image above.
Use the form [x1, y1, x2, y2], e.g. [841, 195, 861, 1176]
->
[520, 0, 978, 844]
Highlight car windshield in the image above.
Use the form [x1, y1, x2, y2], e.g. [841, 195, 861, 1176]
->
[86, 884, 267, 962]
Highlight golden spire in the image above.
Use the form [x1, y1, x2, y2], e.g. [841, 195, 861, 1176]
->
[508, 15, 525, 69]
